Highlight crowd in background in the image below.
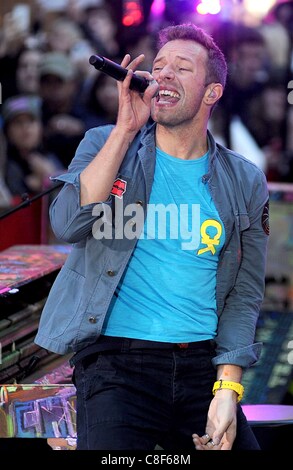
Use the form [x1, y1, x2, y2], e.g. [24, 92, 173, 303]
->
[0, 0, 292, 238]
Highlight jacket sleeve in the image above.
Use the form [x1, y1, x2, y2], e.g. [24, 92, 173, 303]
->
[212, 168, 269, 369]
[49, 126, 113, 243]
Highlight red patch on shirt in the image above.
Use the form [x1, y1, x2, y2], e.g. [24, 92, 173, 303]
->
[110, 178, 127, 199]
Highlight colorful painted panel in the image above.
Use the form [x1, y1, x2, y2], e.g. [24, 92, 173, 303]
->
[0, 244, 71, 295]
[0, 384, 76, 439]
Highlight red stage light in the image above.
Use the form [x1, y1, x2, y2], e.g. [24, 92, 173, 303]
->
[122, 0, 144, 26]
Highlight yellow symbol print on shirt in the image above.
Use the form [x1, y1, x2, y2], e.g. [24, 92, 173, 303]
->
[198, 219, 222, 255]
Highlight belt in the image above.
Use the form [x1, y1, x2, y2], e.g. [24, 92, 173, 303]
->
[96, 335, 214, 351]
[71, 336, 215, 366]
[125, 338, 212, 350]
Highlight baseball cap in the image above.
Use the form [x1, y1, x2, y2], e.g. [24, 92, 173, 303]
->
[1, 95, 41, 125]
[39, 52, 76, 81]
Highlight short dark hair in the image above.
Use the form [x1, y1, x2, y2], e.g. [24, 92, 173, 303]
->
[157, 23, 227, 88]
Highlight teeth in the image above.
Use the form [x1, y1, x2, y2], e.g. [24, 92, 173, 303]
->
[159, 90, 180, 98]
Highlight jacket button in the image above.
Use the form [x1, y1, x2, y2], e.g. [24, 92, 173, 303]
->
[136, 200, 143, 207]
[107, 270, 116, 276]
[88, 316, 97, 324]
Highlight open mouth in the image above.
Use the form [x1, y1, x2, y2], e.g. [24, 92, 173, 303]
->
[156, 89, 180, 104]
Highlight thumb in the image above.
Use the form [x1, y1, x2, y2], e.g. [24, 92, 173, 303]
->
[211, 435, 221, 446]
[212, 422, 227, 446]
[213, 422, 235, 449]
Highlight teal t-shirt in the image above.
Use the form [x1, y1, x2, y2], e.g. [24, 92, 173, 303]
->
[102, 148, 225, 342]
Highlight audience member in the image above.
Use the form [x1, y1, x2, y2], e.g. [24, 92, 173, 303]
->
[15, 47, 43, 96]
[39, 51, 85, 167]
[2, 95, 63, 197]
[81, 72, 119, 130]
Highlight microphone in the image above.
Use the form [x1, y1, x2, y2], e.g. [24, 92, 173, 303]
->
[89, 54, 151, 94]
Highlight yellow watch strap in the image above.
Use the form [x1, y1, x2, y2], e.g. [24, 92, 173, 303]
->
[212, 380, 244, 402]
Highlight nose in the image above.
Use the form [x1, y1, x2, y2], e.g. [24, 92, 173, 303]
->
[157, 65, 175, 81]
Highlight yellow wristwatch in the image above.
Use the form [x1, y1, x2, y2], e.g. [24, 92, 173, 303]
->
[212, 380, 244, 402]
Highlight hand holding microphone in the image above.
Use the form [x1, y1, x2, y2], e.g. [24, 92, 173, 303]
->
[89, 54, 158, 96]
[89, 53, 158, 135]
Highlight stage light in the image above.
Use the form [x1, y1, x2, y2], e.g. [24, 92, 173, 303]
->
[150, 0, 166, 17]
[196, 0, 222, 15]
[243, 0, 277, 18]
[122, 1, 144, 27]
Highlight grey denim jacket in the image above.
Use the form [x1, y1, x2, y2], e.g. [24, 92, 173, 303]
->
[35, 122, 269, 369]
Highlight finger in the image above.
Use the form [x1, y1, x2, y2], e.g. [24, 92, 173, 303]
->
[193, 439, 221, 451]
[121, 53, 145, 71]
[194, 437, 223, 451]
[206, 440, 223, 450]
[127, 53, 145, 70]
[120, 54, 131, 68]
[120, 68, 134, 91]
[192, 433, 209, 450]
[141, 79, 159, 100]
[192, 431, 213, 444]
[193, 431, 224, 451]
[192, 436, 207, 451]
[201, 433, 212, 444]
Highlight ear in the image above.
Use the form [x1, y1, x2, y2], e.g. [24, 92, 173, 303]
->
[203, 83, 223, 106]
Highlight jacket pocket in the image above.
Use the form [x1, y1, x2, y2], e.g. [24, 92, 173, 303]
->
[39, 267, 85, 338]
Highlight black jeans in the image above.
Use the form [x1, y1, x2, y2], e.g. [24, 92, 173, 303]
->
[73, 340, 260, 450]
